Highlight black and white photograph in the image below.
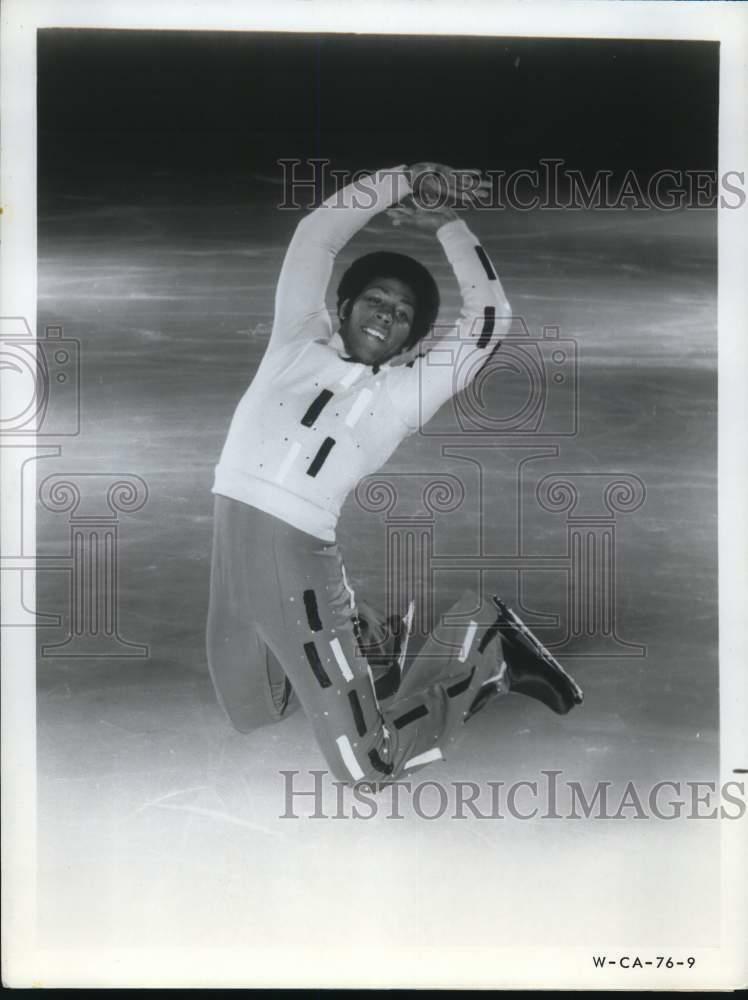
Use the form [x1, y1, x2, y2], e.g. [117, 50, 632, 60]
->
[1, 0, 746, 989]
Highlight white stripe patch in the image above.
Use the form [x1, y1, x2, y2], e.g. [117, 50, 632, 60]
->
[275, 441, 301, 485]
[329, 637, 354, 682]
[366, 663, 385, 709]
[341, 563, 356, 610]
[483, 661, 509, 687]
[458, 620, 478, 663]
[366, 663, 378, 696]
[339, 365, 364, 388]
[336, 734, 364, 781]
[344, 388, 373, 428]
[398, 599, 416, 670]
[404, 747, 443, 770]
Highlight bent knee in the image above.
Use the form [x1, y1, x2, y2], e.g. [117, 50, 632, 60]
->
[323, 736, 397, 787]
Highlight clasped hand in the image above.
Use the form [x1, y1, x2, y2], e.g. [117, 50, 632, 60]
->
[387, 161, 489, 231]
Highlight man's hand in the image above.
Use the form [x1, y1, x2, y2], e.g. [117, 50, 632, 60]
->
[386, 195, 458, 232]
[407, 162, 488, 209]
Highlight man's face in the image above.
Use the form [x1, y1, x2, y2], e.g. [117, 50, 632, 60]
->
[338, 276, 416, 365]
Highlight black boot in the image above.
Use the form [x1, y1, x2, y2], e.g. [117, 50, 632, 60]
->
[479, 597, 584, 715]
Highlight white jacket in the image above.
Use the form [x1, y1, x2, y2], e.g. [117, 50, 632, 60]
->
[213, 166, 511, 541]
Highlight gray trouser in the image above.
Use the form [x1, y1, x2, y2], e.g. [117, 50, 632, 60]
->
[206, 494, 502, 785]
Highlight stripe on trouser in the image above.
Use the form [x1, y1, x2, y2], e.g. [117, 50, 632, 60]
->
[348, 690, 367, 737]
[275, 441, 301, 484]
[303, 641, 331, 688]
[393, 704, 428, 729]
[398, 599, 415, 670]
[477, 306, 495, 349]
[336, 734, 364, 781]
[447, 666, 476, 698]
[341, 564, 356, 610]
[368, 748, 394, 775]
[365, 663, 379, 699]
[307, 437, 336, 477]
[458, 620, 478, 662]
[344, 388, 373, 428]
[373, 663, 400, 701]
[301, 389, 334, 427]
[404, 747, 443, 769]
[303, 589, 322, 631]
[329, 637, 354, 682]
[475, 244, 497, 280]
[392, 630, 402, 667]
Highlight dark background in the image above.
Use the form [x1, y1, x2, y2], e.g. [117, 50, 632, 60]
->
[38, 30, 719, 205]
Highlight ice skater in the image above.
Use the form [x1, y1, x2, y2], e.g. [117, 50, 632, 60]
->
[207, 162, 583, 786]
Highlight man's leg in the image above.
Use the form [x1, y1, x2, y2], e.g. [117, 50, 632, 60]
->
[376, 590, 509, 772]
[205, 495, 298, 733]
[262, 541, 507, 783]
[257, 525, 398, 784]
[353, 597, 415, 703]
[363, 590, 584, 775]
[207, 502, 580, 784]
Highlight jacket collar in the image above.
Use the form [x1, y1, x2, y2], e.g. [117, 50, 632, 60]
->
[328, 331, 394, 373]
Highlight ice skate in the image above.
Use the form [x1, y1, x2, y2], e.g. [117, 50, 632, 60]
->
[482, 597, 584, 715]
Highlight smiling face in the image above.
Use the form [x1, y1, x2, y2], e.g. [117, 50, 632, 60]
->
[338, 276, 417, 365]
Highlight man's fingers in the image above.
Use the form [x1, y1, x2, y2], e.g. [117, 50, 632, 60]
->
[387, 204, 419, 227]
[451, 169, 487, 191]
[388, 205, 416, 218]
[410, 164, 489, 207]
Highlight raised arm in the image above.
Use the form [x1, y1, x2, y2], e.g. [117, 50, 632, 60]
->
[385, 204, 511, 430]
[269, 165, 413, 349]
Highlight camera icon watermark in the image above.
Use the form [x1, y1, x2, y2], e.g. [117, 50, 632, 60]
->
[417, 318, 578, 438]
[1, 317, 148, 654]
[0, 318, 80, 437]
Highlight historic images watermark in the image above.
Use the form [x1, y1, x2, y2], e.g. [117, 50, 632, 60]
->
[276, 158, 746, 211]
[0, 317, 149, 655]
[352, 313, 646, 659]
[268, 158, 656, 665]
[279, 769, 747, 822]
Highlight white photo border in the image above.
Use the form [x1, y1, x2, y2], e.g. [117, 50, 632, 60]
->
[1, 0, 746, 988]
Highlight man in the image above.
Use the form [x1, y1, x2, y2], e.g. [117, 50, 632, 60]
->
[207, 162, 582, 786]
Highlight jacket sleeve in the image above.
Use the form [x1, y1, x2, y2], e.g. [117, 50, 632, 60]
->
[268, 166, 413, 349]
[384, 218, 511, 430]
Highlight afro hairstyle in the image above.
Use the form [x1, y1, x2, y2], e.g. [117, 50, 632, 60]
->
[336, 251, 440, 352]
